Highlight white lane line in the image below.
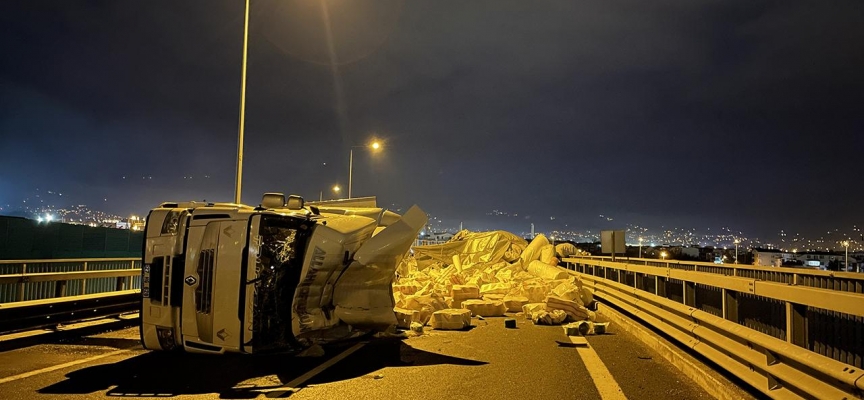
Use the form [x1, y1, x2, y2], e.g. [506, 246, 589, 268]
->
[283, 342, 366, 388]
[0, 349, 131, 385]
[573, 338, 627, 400]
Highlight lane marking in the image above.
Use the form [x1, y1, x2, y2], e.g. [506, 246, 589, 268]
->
[0, 349, 131, 385]
[283, 342, 366, 388]
[573, 339, 628, 400]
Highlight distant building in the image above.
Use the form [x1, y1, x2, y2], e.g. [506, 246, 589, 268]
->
[698, 246, 716, 262]
[668, 246, 700, 260]
[795, 251, 844, 269]
[752, 248, 796, 267]
[851, 253, 864, 272]
[429, 231, 454, 243]
[416, 231, 454, 246]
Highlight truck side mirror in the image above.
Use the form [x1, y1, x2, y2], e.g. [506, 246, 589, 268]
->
[261, 193, 285, 208]
[286, 195, 304, 210]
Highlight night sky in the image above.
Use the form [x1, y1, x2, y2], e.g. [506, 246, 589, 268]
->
[1, 1, 862, 238]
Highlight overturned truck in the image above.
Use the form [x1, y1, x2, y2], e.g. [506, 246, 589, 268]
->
[140, 193, 426, 354]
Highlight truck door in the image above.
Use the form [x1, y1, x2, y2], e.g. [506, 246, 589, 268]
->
[180, 217, 248, 353]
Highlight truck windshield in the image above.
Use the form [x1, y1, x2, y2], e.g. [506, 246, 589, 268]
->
[252, 214, 312, 353]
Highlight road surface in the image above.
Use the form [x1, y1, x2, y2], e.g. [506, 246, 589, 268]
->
[0, 313, 737, 399]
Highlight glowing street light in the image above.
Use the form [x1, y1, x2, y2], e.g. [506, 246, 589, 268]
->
[638, 237, 643, 258]
[321, 184, 342, 201]
[841, 240, 850, 272]
[734, 239, 740, 264]
[660, 251, 668, 261]
[348, 140, 382, 198]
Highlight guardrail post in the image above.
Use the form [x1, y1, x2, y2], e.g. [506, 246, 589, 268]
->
[723, 289, 738, 323]
[684, 281, 696, 307]
[17, 263, 27, 302]
[130, 260, 137, 290]
[54, 280, 68, 298]
[81, 261, 88, 295]
[786, 302, 807, 347]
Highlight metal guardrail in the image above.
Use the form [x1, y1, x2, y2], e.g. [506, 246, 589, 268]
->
[0, 258, 141, 303]
[563, 256, 864, 400]
[0, 290, 140, 334]
[574, 255, 864, 294]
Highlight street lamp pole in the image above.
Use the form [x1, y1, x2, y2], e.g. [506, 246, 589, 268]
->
[347, 141, 380, 199]
[734, 239, 740, 264]
[638, 237, 643, 258]
[842, 240, 850, 272]
[348, 148, 354, 199]
[233, 0, 250, 205]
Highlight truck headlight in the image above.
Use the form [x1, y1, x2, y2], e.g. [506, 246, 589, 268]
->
[156, 326, 177, 351]
[161, 211, 180, 235]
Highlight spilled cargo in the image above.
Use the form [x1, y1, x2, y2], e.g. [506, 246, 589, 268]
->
[392, 231, 598, 330]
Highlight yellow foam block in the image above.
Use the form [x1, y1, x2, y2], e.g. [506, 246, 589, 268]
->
[430, 309, 472, 330]
[462, 299, 507, 317]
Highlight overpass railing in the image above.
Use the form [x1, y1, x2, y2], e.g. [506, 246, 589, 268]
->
[0, 258, 141, 303]
[563, 256, 864, 400]
[0, 258, 141, 334]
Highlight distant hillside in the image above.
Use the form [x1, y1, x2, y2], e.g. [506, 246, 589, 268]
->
[0, 216, 142, 260]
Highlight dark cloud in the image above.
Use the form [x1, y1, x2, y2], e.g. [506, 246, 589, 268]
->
[1, 0, 862, 238]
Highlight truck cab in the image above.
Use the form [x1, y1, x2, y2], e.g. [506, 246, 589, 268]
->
[141, 194, 425, 354]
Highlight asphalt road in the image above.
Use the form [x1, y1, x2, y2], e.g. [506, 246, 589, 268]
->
[0, 314, 720, 400]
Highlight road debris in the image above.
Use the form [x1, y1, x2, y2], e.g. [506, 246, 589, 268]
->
[594, 322, 609, 334]
[296, 344, 325, 358]
[462, 299, 507, 317]
[394, 232, 596, 329]
[562, 321, 612, 336]
[430, 309, 472, 330]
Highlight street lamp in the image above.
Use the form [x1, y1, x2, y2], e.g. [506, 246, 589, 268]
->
[660, 251, 668, 261]
[638, 237, 643, 258]
[842, 240, 850, 272]
[234, 0, 251, 205]
[348, 141, 382, 198]
[319, 184, 342, 201]
[734, 239, 740, 264]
